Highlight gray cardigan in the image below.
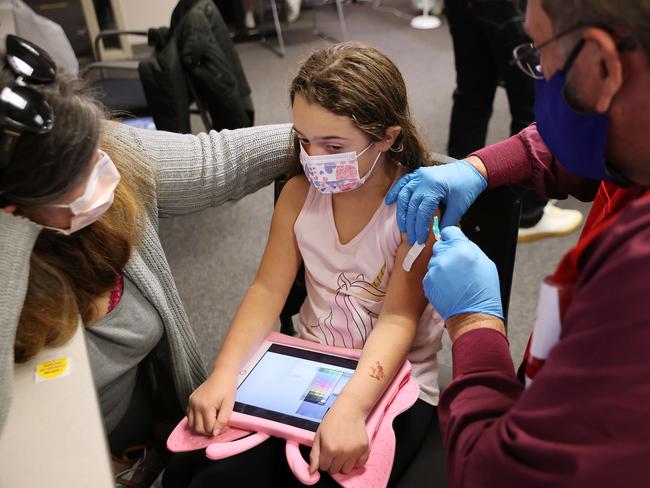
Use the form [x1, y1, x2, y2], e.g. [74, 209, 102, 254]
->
[0, 122, 295, 434]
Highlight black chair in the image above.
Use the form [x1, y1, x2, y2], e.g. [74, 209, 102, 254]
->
[272, 154, 521, 487]
[81, 30, 151, 119]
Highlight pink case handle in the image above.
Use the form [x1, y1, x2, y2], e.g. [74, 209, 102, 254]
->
[205, 432, 271, 460]
[166, 417, 252, 452]
[286, 440, 320, 485]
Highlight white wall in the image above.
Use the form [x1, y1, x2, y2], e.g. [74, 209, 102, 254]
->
[115, 0, 178, 41]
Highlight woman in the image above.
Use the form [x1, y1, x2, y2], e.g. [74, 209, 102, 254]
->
[0, 36, 293, 484]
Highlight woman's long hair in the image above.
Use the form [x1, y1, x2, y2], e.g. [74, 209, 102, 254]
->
[0, 71, 146, 362]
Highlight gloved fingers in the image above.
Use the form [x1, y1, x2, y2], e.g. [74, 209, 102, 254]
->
[406, 191, 426, 245]
[440, 226, 468, 242]
[423, 262, 464, 321]
[395, 179, 419, 233]
[422, 267, 434, 291]
[421, 268, 439, 305]
[414, 200, 438, 245]
[385, 171, 417, 205]
[439, 201, 467, 229]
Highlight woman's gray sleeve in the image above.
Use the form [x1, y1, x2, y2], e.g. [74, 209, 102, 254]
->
[0, 213, 42, 435]
[124, 123, 295, 217]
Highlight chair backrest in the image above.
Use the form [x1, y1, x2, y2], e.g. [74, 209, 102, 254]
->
[276, 155, 521, 334]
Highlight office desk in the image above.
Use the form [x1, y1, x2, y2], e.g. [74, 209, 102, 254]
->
[0, 323, 112, 488]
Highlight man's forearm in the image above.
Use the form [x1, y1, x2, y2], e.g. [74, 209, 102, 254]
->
[468, 124, 598, 200]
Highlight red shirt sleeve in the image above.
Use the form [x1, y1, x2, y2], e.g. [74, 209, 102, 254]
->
[438, 198, 650, 488]
[471, 124, 599, 201]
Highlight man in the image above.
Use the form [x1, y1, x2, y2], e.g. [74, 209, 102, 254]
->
[386, 0, 650, 485]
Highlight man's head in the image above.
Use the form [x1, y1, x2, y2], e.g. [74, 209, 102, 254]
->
[526, 0, 650, 185]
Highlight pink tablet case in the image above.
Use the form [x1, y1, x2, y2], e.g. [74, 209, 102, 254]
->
[167, 332, 420, 487]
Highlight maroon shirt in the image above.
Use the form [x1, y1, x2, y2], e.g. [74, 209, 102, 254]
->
[438, 124, 650, 487]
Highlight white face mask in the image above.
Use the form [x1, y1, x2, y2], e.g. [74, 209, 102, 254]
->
[299, 142, 382, 194]
[42, 150, 121, 235]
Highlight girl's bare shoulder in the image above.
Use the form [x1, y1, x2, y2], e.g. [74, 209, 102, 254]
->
[275, 174, 311, 215]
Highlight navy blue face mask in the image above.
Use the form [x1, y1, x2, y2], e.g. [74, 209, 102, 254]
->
[535, 39, 629, 186]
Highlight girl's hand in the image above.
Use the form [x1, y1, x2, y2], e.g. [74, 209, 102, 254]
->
[309, 396, 370, 475]
[187, 368, 238, 436]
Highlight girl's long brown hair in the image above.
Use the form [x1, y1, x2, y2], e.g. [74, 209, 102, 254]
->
[0, 72, 147, 362]
[289, 42, 432, 172]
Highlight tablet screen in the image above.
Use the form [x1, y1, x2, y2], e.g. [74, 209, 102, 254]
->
[234, 343, 358, 432]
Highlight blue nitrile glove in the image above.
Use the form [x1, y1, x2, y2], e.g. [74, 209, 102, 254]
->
[423, 226, 503, 321]
[385, 160, 488, 245]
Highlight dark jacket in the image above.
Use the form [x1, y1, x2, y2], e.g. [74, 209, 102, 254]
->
[139, 0, 254, 133]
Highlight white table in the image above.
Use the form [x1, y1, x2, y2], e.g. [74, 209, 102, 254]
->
[0, 323, 113, 488]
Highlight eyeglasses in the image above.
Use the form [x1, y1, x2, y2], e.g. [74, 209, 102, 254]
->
[0, 34, 57, 167]
[512, 25, 586, 80]
[512, 24, 638, 80]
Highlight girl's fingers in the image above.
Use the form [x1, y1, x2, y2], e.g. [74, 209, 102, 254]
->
[309, 433, 321, 474]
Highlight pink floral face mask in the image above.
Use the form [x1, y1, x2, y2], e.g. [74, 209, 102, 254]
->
[299, 142, 381, 194]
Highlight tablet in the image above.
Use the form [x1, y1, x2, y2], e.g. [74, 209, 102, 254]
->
[234, 342, 358, 432]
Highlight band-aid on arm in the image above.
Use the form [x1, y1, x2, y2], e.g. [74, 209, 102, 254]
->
[402, 216, 441, 272]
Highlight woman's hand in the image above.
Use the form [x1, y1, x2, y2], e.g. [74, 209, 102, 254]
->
[187, 368, 238, 436]
[309, 396, 370, 475]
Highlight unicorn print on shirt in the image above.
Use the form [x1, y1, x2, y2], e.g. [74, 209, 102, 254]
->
[311, 261, 387, 348]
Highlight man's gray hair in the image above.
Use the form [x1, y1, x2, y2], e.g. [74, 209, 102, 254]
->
[541, 0, 650, 55]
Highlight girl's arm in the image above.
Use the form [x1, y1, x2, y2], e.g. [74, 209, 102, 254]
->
[311, 224, 438, 474]
[338, 229, 435, 411]
[187, 176, 309, 435]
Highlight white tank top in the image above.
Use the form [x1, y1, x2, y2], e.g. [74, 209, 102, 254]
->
[294, 184, 444, 405]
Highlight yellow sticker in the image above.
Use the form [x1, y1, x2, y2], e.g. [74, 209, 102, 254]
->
[35, 358, 71, 383]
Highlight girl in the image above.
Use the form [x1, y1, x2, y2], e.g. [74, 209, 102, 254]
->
[166, 43, 444, 487]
